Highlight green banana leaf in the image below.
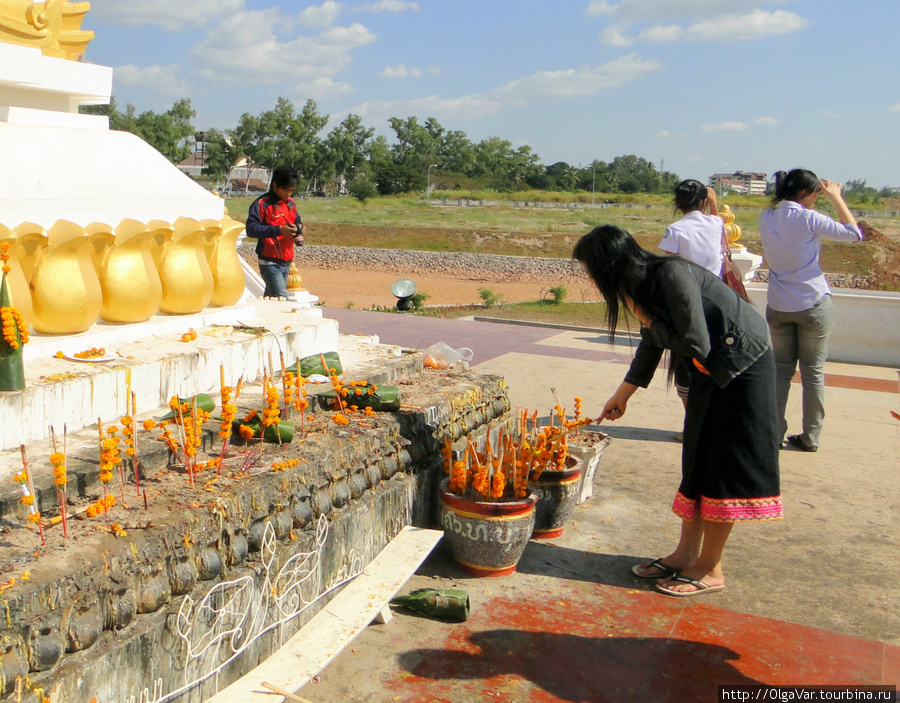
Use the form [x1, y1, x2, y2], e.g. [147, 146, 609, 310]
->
[0, 275, 25, 392]
[231, 417, 295, 443]
[318, 384, 400, 412]
[286, 351, 343, 377]
[159, 393, 216, 420]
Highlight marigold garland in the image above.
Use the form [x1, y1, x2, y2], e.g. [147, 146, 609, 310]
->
[85, 494, 116, 517]
[271, 458, 299, 472]
[50, 451, 67, 487]
[0, 305, 28, 348]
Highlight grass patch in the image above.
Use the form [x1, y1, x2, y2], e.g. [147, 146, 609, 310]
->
[228, 194, 896, 277]
[420, 300, 641, 331]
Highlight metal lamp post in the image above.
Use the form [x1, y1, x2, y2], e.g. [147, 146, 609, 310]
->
[427, 164, 437, 200]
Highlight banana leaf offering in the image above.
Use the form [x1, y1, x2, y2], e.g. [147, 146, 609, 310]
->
[287, 351, 343, 377]
[0, 275, 25, 392]
[231, 416, 295, 443]
[159, 393, 216, 420]
[319, 383, 401, 412]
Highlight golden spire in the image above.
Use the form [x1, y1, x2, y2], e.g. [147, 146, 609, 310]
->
[0, 1, 94, 61]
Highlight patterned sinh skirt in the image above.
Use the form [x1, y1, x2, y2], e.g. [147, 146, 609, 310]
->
[674, 347, 782, 522]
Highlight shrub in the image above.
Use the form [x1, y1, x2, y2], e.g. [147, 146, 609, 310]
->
[547, 285, 568, 304]
[478, 287, 502, 308]
[410, 291, 430, 310]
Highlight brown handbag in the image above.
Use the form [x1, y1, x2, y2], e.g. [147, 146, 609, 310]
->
[720, 231, 749, 301]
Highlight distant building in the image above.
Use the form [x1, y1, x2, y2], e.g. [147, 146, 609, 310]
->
[709, 171, 767, 195]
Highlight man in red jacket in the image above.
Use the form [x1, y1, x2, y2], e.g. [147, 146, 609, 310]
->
[246, 166, 304, 300]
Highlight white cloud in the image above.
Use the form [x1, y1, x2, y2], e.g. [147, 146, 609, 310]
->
[427, 66, 442, 76]
[821, 109, 842, 120]
[355, 0, 419, 13]
[753, 116, 778, 126]
[88, 0, 244, 31]
[591, 0, 788, 22]
[191, 10, 376, 83]
[113, 64, 190, 101]
[638, 10, 808, 43]
[299, 1, 343, 29]
[888, 104, 900, 113]
[592, 2, 808, 46]
[378, 64, 423, 78]
[348, 54, 662, 124]
[291, 77, 354, 101]
[491, 54, 662, 104]
[599, 25, 633, 46]
[702, 121, 747, 131]
[586, 1, 616, 16]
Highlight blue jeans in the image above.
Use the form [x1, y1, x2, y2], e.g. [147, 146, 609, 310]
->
[766, 295, 834, 448]
[258, 260, 291, 299]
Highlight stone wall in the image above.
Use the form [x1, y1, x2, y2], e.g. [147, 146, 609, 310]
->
[0, 365, 511, 703]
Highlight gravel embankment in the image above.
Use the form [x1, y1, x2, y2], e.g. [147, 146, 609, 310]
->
[241, 244, 873, 289]
[246, 245, 588, 283]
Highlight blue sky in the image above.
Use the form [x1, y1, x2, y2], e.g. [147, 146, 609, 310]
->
[83, 0, 900, 187]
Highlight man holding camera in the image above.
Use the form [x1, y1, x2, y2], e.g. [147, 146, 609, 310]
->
[246, 165, 305, 300]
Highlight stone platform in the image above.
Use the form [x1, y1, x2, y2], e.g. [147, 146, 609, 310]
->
[0, 303, 512, 703]
[1, 300, 333, 457]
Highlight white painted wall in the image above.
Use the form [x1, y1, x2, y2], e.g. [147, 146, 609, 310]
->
[746, 283, 900, 368]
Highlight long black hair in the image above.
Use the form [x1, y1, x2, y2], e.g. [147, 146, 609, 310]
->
[771, 168, 820, 205]
[673, 179, 707, 213]
[572, 224, 678, 338]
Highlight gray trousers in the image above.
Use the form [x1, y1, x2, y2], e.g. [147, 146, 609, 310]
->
[766, 295, 835, 449]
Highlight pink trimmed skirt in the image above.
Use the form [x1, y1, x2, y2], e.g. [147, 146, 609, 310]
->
[675, 348, 783, 523]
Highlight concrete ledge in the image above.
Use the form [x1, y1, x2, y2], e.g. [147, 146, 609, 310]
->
[0, 363, 511, 703]
[746, 284, 900, 367]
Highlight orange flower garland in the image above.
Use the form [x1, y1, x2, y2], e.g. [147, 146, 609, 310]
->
[99, 426, 121, 486]
[0, 305, 28, 349]
[50, 452, 66, 487]
[85, 494, 116, 517]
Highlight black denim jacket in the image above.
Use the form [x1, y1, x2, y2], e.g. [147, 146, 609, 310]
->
[623, 259, 770, 390]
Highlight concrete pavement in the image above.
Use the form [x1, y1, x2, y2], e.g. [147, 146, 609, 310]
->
[297, 307, 899, 702]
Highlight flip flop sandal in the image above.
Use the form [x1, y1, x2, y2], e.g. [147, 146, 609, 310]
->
[631, 558, 677, 579]
[655, 574, 725, 597]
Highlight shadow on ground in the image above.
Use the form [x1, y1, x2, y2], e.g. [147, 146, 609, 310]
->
[398, 631, 761, 702]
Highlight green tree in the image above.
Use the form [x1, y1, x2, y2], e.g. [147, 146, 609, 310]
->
[133, 98, 197, 164]
[230, 98, 328, 180]
[199, 128, 237, 182]
[323, 113, 374, 183]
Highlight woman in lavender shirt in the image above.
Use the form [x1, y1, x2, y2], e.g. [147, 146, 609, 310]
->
[759, 169, 864, 452]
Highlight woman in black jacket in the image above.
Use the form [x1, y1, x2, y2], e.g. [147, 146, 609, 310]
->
[574, 225, 781, 597]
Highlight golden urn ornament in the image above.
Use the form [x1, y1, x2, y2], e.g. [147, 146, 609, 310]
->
[88, 220, 164, 323]
[28, 220, 102, 334]
[0, 224, 44, 330]
[719, 204, 743, 247]
[156, 217, 214, 314]
[203, 217, 245, 307]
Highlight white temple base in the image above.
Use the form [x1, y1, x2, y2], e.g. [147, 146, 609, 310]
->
[0, 301, 339, 453]
[730, 246, 764, 282]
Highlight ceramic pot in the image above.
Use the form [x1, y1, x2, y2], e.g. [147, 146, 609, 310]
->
[530, 454, 582, 539]
[439, 478, 537, 577]
[567, 429, 611, 504]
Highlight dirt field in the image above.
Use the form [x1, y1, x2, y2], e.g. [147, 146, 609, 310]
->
[296, 268, 602, 310]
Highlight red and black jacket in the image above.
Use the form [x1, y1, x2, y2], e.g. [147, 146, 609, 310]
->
[246, 192, 301, 263]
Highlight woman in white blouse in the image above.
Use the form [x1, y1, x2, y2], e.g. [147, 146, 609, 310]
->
[758, 169, 864, 452]
[659, 179, 726, 439]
